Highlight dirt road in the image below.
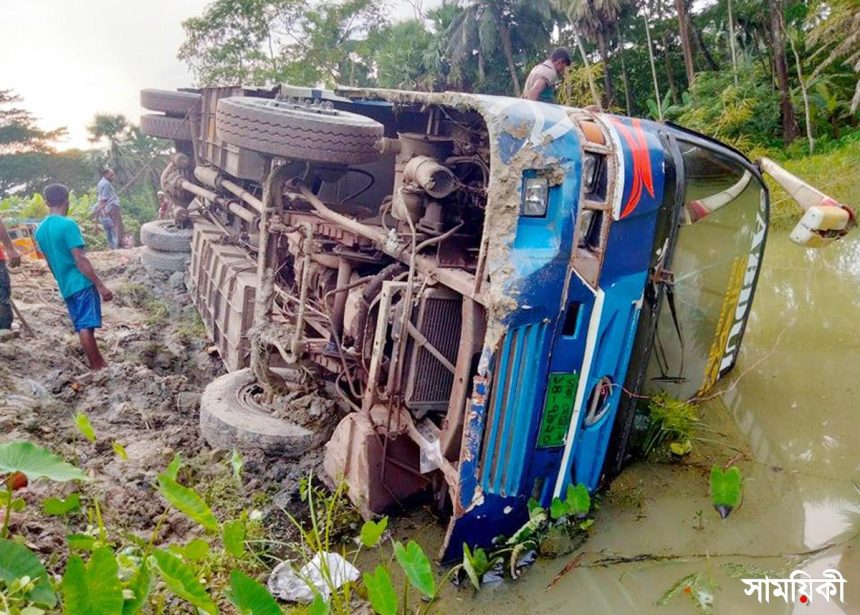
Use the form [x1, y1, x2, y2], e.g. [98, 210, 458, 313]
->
[0, 248, 305, 567]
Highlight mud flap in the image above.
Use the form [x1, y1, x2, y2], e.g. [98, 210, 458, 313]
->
[322, 412, 426, 518]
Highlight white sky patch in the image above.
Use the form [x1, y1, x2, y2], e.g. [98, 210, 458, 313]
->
[0, 0, 439, 150]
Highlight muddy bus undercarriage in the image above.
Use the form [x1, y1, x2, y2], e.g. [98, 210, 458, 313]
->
[140, 85, 854, 561]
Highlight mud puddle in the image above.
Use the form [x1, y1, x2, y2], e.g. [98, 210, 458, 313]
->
[428, 232, 859, 614]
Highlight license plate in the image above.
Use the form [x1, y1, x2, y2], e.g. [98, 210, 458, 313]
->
[537, 372, 579, 448]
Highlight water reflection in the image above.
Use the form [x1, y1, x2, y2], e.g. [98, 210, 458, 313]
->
[454, 233, 859, 614]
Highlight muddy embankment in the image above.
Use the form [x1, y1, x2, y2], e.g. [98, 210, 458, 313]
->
[0, 248, 317, 568]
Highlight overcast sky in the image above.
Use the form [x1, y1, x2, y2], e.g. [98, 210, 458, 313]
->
[0, 0, 437, 150]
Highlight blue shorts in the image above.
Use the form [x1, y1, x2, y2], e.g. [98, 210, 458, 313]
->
[64, 286, 102, 332]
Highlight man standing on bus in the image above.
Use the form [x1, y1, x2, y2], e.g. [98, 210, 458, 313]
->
[523, 48, 572, 103]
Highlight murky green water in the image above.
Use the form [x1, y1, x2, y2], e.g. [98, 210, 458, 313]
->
[435, 231, 859, 614]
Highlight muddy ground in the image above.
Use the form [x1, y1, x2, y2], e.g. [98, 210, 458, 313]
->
[0, 248, 317, 569]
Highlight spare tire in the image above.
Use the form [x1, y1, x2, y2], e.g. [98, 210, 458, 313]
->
[140, 220, 193, 252]
[141, 247, 190, 273]
[140, 89, 202, 116]
[140, 114, 193, 141]
[215, 97, 383, 165]
[200, 368, 330, 457]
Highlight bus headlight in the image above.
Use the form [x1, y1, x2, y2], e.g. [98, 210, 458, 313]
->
[521, 177, 549, 217]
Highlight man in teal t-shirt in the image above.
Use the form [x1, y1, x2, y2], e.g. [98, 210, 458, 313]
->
[35, 184, 113, 370]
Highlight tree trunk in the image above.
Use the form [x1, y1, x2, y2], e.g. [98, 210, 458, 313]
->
[618, 27, 633, 116]
[661, 32, 680, 105]
[768, 0, 799, 143]
[488, 5, 521, 96]
[574, 31, 603, 109]
[643, 10, 664, 120]
[674, 0, 696, 86]
[727, 0, 739, 87]
[786, 25, 814, 153]
[693, 21, 719, 70]
[596, 30, 615, 107]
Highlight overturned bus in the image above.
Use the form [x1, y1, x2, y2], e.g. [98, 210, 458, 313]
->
[139, 85, 853, 560]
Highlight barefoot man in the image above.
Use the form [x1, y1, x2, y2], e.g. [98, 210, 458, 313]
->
[35, 184, 113, 370]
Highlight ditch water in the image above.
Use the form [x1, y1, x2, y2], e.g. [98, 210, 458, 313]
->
[432, 231, 860, 614]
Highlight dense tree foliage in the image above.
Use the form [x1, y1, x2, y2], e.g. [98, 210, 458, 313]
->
[177, 0, 859, 153]
[0, 96, 166, 241]
[0, 90, 92, 197]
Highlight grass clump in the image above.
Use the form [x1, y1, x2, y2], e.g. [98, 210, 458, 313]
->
[639, 392, 699, 459]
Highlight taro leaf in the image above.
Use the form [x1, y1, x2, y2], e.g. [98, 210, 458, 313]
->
[527, 497, 540, 512]
[393, 540, 436, 599]
[507, 506, 547, 546]
[363, 565, 398, 615]
[169, 538, 211, 562]
[122, 559, 153, 615]
[164, 454, 182, 480]
[43, 493, 81, 516]
[226, 569, 282, 615]
[359, 516, 388, 548]
[222, 519, 246, 558]
[150, 549, 218, 614]
[0, 538, 56, 608]
[308, 594, 330, 615]
[74, 412, 96, 443]
[710, 465, 743, 519]
[565, 484, 591, 517]
[156, 473, 218, 533]
[462, 544, 491, 591]
[112, 442, 128, 461]
[230, 449, 243, 483]
[0, 441, 86, 482]
[670, 439, 693, 456]
[61, 548, 124, 615]
[66, 534, 96, 552]
[549, 496, 569, 520]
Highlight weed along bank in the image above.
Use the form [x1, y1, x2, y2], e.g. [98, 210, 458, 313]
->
[139, 85, 854, 562]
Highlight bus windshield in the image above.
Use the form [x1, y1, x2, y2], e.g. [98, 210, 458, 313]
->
[645, 141, 768, 399]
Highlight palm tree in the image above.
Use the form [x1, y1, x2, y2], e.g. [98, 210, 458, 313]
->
[87, 114, 166, 190]
[558, 0, 626, 107]
[445, 0, 555, 95]
[808, 0, 860, 114]
[445, 1, 521, 94]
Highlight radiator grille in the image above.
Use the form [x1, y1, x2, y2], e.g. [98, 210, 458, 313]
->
[479, 322, 548, 497]
[404, 290, 462, 413]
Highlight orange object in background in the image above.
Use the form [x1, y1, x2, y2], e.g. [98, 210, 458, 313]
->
[7, 224, 44, 260]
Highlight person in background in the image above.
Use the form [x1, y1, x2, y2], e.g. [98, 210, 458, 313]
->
[35, 184, 113, 370]
[90, 200, 116, 249]
[523, 48, 572, 103]
[157, 191, 171, 220]
[96, 169, 123, 249]
[0, 218, 22, 329]
[122, 234, 136, 249]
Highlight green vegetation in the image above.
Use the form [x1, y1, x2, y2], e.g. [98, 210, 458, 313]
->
[639, 392, 700, 459]
[1, 91, 165, 247]
[710, 465, 743, 519]
[766, 133, 860, 226]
